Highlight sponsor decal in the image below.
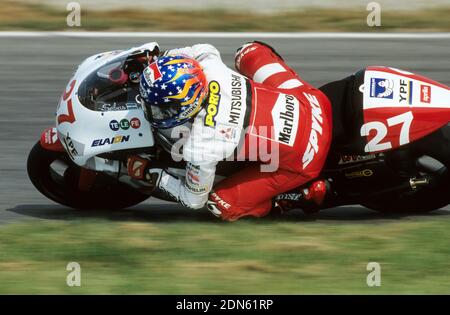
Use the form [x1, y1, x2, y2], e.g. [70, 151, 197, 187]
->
[102, 103, 126, 111]
[185, 163, 207, 194]
[218, 126, 237, 140]
[62, 134, 79, 160]
[210, 192, 231, 210]
[110, 118, 140, 131]
[399, 79, 413, 105]
[120, 119, 130, 130]
[338, 154, 377, 165]
[44, 128, 58, 145]
[302, 92, 324, 169]
[130, 117, 141, 129]
[271, 94, 299, 147]
[100, 102, 139, 112]
[345, 169, 374, 179]
[143, 62, 162, 84]
[109, 120, 120, 131]
[91, 135, 130, 147]
[370, 78, 394, 99]
[235, 44, 257, 70]
[179, 103, 200, 119]
[275, 193, 302, 202]
[204, 81, 221, 127]
[185, 181, 207, 194]
[229, 74, 244, 125]
[420, 85, 431, 103]
[186, 171, 200, 184]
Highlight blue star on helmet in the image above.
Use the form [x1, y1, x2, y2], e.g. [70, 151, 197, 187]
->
[161, 83, 167, 90]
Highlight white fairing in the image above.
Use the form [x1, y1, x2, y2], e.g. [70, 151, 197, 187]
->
[56, 43, 159, 167]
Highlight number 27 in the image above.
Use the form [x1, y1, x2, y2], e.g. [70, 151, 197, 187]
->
[360, 111, 414, 153]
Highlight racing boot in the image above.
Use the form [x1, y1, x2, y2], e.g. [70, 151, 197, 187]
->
[302, 179, 328, 206]
[273, 179, 329, 215]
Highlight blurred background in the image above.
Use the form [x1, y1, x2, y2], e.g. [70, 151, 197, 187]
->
[0, 0, 449, 294]
[1, 0, 450, 31]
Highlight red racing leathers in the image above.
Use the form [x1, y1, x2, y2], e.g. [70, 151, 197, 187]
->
[154, 42, 332, 221]
[209, 42, 333, 220]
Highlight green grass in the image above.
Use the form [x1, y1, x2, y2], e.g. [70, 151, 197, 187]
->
[0, 213, 449, 294]
[1, 1, 450, 31]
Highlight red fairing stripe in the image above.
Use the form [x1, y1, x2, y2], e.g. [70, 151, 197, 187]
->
[40, 127, 65, 152]
[57, 98, 76, 124]
[62, 80, 76, 101]
[58, 80, 77, 125]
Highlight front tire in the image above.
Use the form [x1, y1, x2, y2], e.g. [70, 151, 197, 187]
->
[27, 141, 149, 210]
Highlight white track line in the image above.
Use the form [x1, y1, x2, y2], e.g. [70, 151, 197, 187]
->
[0, 31, 449, 39]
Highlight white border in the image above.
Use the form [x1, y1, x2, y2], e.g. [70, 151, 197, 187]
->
[0, 32, 449, 39]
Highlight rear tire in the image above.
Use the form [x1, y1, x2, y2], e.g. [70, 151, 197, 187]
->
[27, 141, 149, 210]
[362, 184, 450, 214]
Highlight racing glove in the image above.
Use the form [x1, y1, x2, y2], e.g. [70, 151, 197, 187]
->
[126, 155, 162, 187]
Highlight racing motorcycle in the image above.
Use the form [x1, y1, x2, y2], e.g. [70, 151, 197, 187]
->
[27, 44, 450, 214]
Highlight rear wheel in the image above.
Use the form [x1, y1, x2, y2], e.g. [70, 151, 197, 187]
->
[27, 141, 149, 210]
[364, 130, 450, 214]
[362, 181, 450, 214]
[362, 190, 450, 214]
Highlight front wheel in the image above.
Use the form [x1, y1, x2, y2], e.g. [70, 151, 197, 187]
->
[27, 141, 149, 210]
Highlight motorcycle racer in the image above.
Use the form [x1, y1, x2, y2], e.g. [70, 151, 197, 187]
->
[128, 42, 332, 221]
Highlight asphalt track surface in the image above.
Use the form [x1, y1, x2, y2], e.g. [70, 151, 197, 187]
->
[0, 34, 449, 225]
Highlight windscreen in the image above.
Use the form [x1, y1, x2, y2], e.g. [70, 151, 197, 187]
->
[77, 53, 146, 112]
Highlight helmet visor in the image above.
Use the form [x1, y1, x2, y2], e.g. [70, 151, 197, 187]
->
[143, 99, 186, 128]
[149, 103, 179, 121]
